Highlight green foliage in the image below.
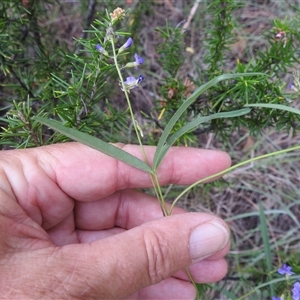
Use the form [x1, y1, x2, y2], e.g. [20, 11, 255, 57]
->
[0, 100, 44, 148]
[151, 23, 194, 146]
[2, 0, 299, 150]
[0, 0, 133, 148]
[145, 0, 300, 149]
[156, 23, 184, 77]
[205, 0, 240, 74]
[193, 0, 300, 140]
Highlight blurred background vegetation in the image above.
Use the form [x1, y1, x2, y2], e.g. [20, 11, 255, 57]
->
[1, 0, 300, 299]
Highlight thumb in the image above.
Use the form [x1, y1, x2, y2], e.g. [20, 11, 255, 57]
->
[59, 212, 230, 299]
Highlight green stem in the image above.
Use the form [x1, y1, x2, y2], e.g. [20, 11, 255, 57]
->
[152, 173, 168, 216]
[170, 144, 300, 214]
[110, 40, 146, 157]
[185, 268, 200, 300]
[110, 38, 167, 215]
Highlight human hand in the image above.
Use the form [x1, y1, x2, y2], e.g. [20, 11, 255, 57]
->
[0, 142, 231, 299]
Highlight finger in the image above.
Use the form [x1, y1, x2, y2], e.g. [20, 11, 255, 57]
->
[34, 142, 231, 201]
[77, 231, 229, 283]
[173, 258, 228, 283]
[55, 191, 173, 246]
[76, 225, 230, 283]
[0, 148, 74, 229]
[54, 213, 230, 298]
[172, 242, 230, 282]
[76, 227, 125, 243]
[74, 189, 186, 231]
[47, 190, 185, 244]
[1, 142, 230, 229]
[128, 277, 196, 299]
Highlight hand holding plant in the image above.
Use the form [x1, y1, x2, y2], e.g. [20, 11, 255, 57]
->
[33, 7, 300, 299]
[2, 2, 300, 299]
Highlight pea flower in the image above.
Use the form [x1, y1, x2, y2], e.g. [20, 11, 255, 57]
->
[95, 44, 108, 56]
[278, 264, 295, 276]
[134, 53, 144, 65]
[292, 282, 300, 300]
[118, 37, 133, 54]
[121, 75, 144, 92]
[290, 83, 299, 92]
[124, 53, 144, 69]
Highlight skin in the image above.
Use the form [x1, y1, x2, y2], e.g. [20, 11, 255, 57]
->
[0, 142, 231, 299]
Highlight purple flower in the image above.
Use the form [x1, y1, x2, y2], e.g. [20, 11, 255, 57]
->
[292, 282, 300, 300]
[95, 44, 108, 56]
[137, 75, 144, 83]
[118, 37, 133, 54]
[121, 75, 144, 92]
[124, 76, 136, 85]
[134, 53, 144, 65]
[124, 53, 144, 69]
[271, 297, 281, 300]
[95, 44, 103, 52]
[278, 264, 295, 276]
[125, 75, 144, 85]
[123, 37, 133, 49]
[289, 83, 299, 92]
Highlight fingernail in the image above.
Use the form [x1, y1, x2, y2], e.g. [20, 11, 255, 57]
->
[189, 221, 229, 263]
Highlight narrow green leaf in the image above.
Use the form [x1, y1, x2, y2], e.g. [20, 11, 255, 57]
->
[153, 73, 264, 170]
[170, 108, 250, 143]
[258, 202, 275, 297]
[51, 73, 70, 89]
[34, 116, 153, 174]
[258, 203, 272, 271]
[244, 103, 300, 115]
[156, 108, 251, 168]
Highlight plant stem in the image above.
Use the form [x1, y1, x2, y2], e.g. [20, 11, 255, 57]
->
[110, 38, 167, 215]
[110, 40, 145, 154]
[170, 144, 300, 213]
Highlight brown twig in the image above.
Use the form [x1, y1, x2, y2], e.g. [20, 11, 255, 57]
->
[181, 0, 201, 33]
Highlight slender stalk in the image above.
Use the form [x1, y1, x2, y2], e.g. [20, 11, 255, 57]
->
[152, 173, 168, 216]
[110, 39, 146, 156]
[110, 38, 168, 215]
[170, 144, 300, 213]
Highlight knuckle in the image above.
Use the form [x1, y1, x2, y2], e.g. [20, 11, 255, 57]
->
[142, 228, 172, 284]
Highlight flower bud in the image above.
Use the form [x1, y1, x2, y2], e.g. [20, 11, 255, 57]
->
[95, 44, 109, 56]
[118, 37, 133, 54]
